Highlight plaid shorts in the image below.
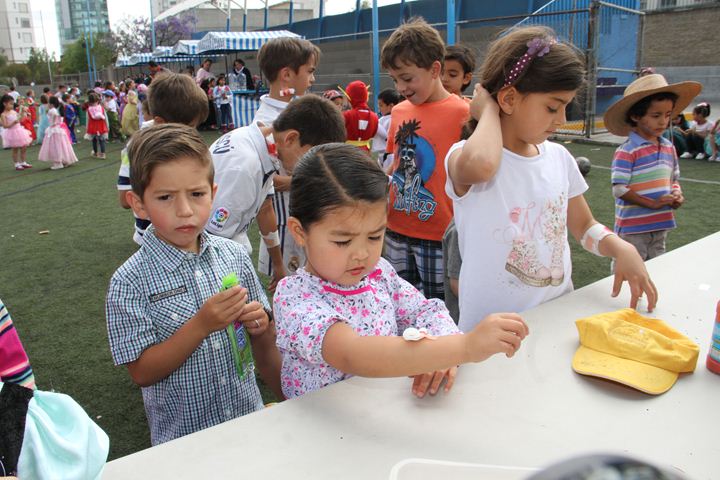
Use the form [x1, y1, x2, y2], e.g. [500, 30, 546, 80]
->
[383, 229, 445, 300]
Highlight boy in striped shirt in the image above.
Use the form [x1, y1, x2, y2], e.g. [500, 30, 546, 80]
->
[604, 74, 701, 260]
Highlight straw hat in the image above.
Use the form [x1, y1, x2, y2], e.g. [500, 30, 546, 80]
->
[603, 74, 702, 136]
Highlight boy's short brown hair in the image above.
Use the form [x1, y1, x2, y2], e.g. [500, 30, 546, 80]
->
[381, 17, 445, 70]
[128, 124, 214, 199]
[147, 72, 209, 126]
[257, 37, 321, 83]
[273, 95, 346, 146]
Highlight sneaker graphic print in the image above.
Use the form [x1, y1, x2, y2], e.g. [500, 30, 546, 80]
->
[390, 119, 438, 221]
[501, 194, 567, 288]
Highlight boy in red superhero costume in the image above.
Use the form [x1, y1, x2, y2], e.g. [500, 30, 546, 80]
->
[342, 80, 379, 152]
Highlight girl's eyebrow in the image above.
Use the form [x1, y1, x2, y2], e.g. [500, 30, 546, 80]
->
[550, 96, 571, 105]
[330, 225, 387, 236]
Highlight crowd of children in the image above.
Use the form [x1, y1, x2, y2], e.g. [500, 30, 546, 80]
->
[0, 16, 710, 468]
[98, 19, 712, 452]
[2, 79, 152, 171]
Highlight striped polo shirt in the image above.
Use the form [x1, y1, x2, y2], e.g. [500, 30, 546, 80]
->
[611, 131, 680, 235]
[0, 299, 35, 389]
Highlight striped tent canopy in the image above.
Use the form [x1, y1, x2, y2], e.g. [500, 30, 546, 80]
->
[115, 56, 131, 67]
[172, 40, 199, 56]
[197, 30, 302, 54]
[128, 52, 153, 66]
[152, 46, 174, 59]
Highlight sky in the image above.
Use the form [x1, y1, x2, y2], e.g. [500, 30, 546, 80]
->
[32, 0, 399, 59]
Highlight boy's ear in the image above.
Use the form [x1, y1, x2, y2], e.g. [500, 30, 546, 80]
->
[279, 66, 292, 84]
[430, 60, 442, 79]
[462, 72, 473, 87]
[153, 116, 166, 124]
[496, 86, 517, 115]
[284, 129, 300, 147]
[126, 191, 150, 220]
[287, 217, 306, 247]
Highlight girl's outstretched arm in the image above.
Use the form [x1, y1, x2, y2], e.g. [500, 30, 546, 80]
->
[321, 312, 528, 378]
[446, 84, 502, 197]
[567, 195, 658, 312]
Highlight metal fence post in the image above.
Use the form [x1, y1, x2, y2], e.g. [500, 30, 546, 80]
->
[371, 0, 380, 113]
[584, 0, 599, 138]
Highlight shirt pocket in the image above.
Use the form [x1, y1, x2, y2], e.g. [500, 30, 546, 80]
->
[149, 295, 198, 341]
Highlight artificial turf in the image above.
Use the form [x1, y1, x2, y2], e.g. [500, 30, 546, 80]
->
[0, 133, 718, 460]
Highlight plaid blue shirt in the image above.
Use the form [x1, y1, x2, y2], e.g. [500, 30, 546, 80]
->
[105, 226, 267, 445]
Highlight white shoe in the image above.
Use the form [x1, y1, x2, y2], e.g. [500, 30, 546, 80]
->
[696, 153, 706, 160]
[708, 155, 717, 162]
[679, 152, 693, 159]
[50, 164, 64, 170]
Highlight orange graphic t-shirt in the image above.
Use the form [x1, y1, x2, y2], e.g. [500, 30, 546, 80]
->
[385, 94, 469, 241]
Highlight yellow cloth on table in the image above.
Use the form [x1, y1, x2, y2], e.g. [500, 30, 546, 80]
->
[572, 308, 699, 395]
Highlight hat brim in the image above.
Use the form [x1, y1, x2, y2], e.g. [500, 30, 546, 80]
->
[572, 346, 677, 395]
[603, 81, 702, 136]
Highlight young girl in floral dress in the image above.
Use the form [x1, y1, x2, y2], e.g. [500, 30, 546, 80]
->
[273, 143, 529, 399]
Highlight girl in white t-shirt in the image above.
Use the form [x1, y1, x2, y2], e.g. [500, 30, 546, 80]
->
[680, 102, 713, 160]
[445, 26, 657, 331]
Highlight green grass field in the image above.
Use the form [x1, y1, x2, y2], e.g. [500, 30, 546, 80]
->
[1, 133, 718, 460]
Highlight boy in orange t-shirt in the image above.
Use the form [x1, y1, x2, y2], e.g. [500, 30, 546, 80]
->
[381, 19, 469, 300]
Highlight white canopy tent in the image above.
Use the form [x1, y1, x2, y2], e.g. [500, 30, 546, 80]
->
[172, 40, 200, 56]
[196, 30, 301, 54]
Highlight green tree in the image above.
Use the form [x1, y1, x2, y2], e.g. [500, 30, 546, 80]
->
[59, 33, 115, 74]
[0, 64, 32, 84]
[26, 47, 53, 83]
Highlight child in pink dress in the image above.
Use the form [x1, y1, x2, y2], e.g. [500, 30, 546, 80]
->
[273, 144, 529, 399]
[1, 94, 33, 170]
[38, 96, 78, 170]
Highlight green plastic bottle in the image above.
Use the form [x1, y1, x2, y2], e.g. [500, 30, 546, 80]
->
[221, 273, 254, 379]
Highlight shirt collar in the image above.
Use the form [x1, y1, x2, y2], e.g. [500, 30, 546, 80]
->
[259, 94, 289, 111]
[628, 130, 670, 147]
[248, 122, 281, 174]
[143, 226, 216, 271]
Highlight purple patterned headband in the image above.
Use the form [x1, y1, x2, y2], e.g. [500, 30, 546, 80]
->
[503, 37, 557, 88]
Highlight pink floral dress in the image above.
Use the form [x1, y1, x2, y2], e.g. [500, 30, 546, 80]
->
[274, 257, 459, 398]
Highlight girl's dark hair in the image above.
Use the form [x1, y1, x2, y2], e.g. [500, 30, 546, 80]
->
[1, 94, 14, 106]
[49, 95, 64, 116]
[626, 92, 678, 127]
[290, 143, 390, 228]
[40, 94, 48, 104]
[378, 88, 404, 106]
[693, 102, 711, 117]
[88, 92, 100, 104]
[481, 26, 586, 97]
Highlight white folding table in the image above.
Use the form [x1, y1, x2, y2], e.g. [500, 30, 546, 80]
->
[103, 232, 720, 479]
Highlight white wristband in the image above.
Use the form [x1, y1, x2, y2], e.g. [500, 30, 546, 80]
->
[262, 230, 280, 248]
[581, 223, 615, 257]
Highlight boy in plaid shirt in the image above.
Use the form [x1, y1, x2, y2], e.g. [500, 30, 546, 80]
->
[106, 124, 281, 445]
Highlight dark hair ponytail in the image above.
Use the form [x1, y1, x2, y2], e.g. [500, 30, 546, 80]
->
[694, 102, 711, 118]
[290, 143, 389, 228]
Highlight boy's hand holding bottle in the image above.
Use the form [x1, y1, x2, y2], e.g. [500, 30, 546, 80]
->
[236, 301, 270, 337]
[193, 286, 248, 336]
